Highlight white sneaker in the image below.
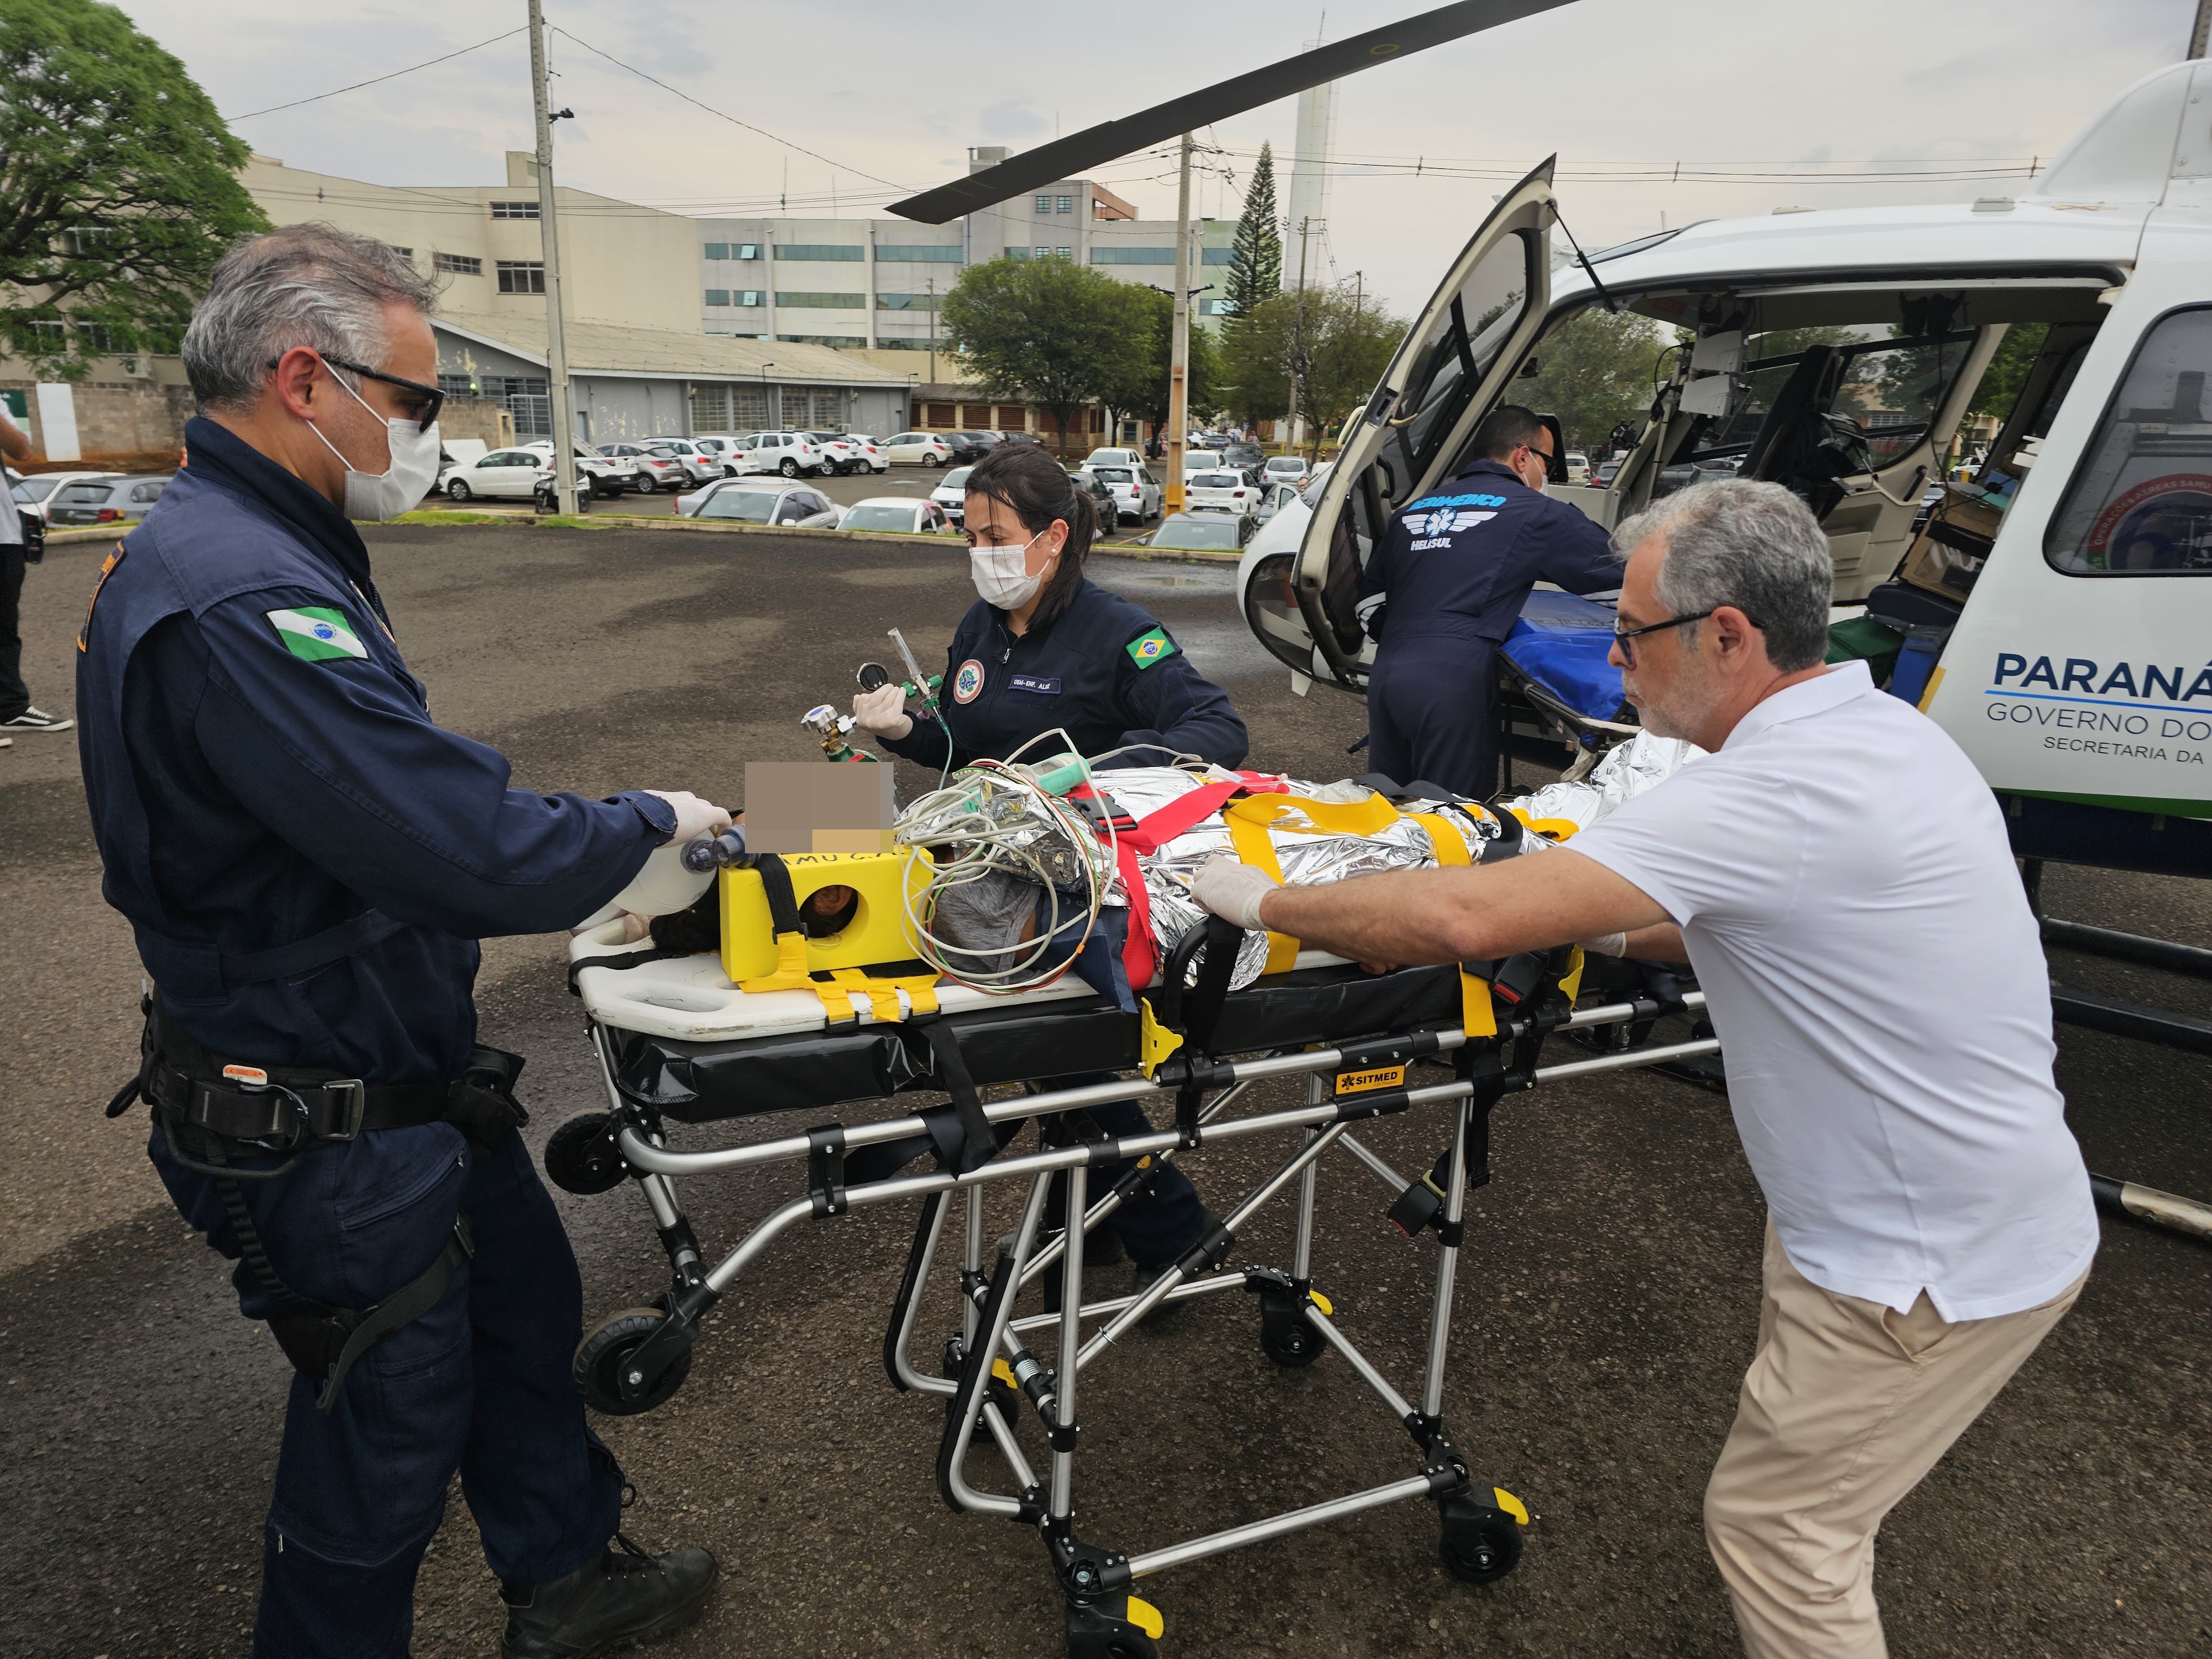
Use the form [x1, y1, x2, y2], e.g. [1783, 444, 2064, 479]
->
[1, 706, 74, 732]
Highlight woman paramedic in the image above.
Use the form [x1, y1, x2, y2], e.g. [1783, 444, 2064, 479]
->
[850, 441, 1249, 1296]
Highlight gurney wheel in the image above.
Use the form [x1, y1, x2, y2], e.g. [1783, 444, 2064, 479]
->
[1438, 1506, 1523, 1585]
[545, 1111, 628, 1194]
[1259, 1318, 1322, 1368]
[575, 1307, 693, 1415]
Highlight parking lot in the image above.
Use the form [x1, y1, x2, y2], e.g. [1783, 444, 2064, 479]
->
[2, 523, 2206, 1658]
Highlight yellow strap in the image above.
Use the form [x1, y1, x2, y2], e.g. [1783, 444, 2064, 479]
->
[1557, 945, 1586, 1005]
[1222, 810, 1301, 975]
[1408, 811, 1472, 867]
[828, 967, 941, 1024]
[1138, 998, 1185, 1079]
[1505, 806, 1583, 843]
[1459, 967, 1497, 1039]
[737, 931, 812, 994]
[1227, 790, 1403, 837]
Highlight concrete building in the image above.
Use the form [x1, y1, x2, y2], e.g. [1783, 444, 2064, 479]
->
[1286, 66, 1338, 289]
[696, 149, 1236, 351]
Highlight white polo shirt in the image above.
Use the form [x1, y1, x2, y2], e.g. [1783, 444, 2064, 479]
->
[1568, 660, 2097, 1321]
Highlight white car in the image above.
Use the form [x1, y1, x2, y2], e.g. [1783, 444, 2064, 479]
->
[691, 434, 748, 476]
[641, 438, 723, 487]
[839, 496, 954, 535]
[735, 431, 836, 477]
[1562, 450, 1593, 486]
[1261, 455, 1310, 485]
[1181, 450, 1227, 478]
[7, 468, 123, 526]
[1088, 463, 1162, 525]
[803, 432, 872, 476]
[521, 440, 636, 497]
[841, 434, 890, 473]
[1183, 469, 1261, 517]
[884, 431, 954, 468]
[930, 465, 974, 525]
[676, 478, 840, 526]
[1254, 480, 1303, 524]
[444, 446, 556, 502]
[1082, 446, 1145, 471]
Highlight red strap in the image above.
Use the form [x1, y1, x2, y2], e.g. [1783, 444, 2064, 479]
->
[1117, 838, 1157, 990]
[1103, 772, 1286, 989]
[1121, 779, 1247, 853]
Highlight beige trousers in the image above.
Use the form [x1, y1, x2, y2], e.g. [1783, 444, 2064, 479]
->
[1703, 1223, 2087, 1659]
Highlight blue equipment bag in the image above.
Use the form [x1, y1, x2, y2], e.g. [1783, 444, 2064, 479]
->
[1501, 591, 1626, 722]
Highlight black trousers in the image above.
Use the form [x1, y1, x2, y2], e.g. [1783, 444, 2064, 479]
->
[0, 541, 27, 722]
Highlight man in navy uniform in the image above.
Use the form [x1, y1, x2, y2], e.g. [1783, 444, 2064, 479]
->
[1357, 404, 1620, 798]
[79, 224, 726, 1659]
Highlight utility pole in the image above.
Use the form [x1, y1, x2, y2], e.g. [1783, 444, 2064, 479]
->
[527, 0, 578, 515]
[927, 276, 937, 389]
[1288, 215, 1311, 456]
[2194, 0, 2212, 57]
[1165, 132, 1194, 514]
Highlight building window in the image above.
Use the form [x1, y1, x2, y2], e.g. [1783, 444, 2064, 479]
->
[733, 243, 761, 260]
[775, 292, 865, 310]
[692, 383, 770, 431]
[1056, 195, 1072, 214]
[433, 252, 482, 275]
[866, 337, 934, 351]
[496, 260, 546, 294]
[806, 389, 845, 428]
[1056, 247, 1070, 262]
[1003, 247, 1031, 262]
[733, 290, 764, 307]
[774, 244, 864, 262]
[1034, 246, 1051, 262]
[926, 402, 956, 427]
[481, 374, 550, 436]
[995, 405, 1026, 430]
[1202, 247, 1232, 265]
[705, 289, 731, 307]
[1198, 298, 1234, 316]
[387, 246, 414, 260]
[491, 200, 540, 220]
[774, 333, 868, 348]
[703, 242, 729, 260]
[961, 404, 990, 429]
[1035, 195, 1053, 213]
[1089, 247, 1174, 265]
[875, 246, 963, 263]
[875, 293, 942, 311]
[436, 373, 477, 398]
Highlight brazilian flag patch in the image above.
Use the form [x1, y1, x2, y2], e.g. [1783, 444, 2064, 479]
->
[1125, 627, 1177, 669]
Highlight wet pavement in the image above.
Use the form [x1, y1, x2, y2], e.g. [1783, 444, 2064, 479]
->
[1, 524, 2205, 1658]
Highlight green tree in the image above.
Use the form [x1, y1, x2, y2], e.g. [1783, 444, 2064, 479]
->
[1966, 321, 2049, 420]
[1097, 285, 1223, 438]
[1516, 306, 1672, 455]
[940, 256, 1146, 457]
[1223, 143, 1281, 321]
[1222, 282, 1404, 457]
[1, 0, 269, 379]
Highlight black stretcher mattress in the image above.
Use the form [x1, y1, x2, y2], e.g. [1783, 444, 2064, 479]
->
[607, 962, 1465, 1124]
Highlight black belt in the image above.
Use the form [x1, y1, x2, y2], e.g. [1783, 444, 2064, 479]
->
[141, 1061, 452, 1145]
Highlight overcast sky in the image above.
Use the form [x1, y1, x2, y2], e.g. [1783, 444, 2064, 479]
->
[120, 0, 2200, 316]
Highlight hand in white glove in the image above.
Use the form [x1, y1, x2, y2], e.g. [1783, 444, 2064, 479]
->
[642, 790, 732, 847]
[1577, 932, 1629, 957]
[1191, 854, 1279, 932]
[851, 684, 914, 740]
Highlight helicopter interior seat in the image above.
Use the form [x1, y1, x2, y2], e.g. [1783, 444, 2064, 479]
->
[1740, 345, 1867, 520]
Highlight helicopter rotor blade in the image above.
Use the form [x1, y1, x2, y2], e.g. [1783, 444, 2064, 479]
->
[888, 0, 1578, 224]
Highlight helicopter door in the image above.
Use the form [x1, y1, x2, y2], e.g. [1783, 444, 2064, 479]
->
[1287, 159, 1558, 692]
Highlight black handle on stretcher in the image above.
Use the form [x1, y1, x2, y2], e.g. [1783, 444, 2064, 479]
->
[1155, 915, 1245, 1149]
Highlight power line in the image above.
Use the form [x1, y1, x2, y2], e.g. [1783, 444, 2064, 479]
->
[550, 27, 908, 193]
[226, 28, 526, 121]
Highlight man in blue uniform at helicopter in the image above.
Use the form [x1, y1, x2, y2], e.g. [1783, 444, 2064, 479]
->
[1357, 404, 1621, 799]
[77, 224, 728, 1659]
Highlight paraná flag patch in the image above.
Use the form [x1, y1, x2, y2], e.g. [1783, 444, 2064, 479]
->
[265, 606, 368, 662]
[1125, 627, 1177, 669]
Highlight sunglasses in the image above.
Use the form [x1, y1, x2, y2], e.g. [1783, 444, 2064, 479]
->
[1611, 606, 1762, 666]
[269, 352, 445, 433]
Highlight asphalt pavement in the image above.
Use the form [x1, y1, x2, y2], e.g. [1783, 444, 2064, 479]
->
[1, 523, 2205, 1658]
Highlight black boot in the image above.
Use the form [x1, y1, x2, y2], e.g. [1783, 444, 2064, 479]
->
[501, 1533, 718, 1658]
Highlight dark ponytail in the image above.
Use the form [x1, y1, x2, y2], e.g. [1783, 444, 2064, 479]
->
[964, 443, 1096, 627]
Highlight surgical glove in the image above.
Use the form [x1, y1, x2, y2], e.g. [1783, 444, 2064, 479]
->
[643, 790, 732, 847]
[1577, 932, 1629, 957]
[1192, 855, 1279, 932]
[851, 683, 914, 740]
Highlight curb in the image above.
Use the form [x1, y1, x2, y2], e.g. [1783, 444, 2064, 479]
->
[390, 509, 968, 550]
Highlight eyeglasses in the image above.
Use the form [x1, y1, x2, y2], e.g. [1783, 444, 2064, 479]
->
[268, 352, 445, 432]
[1611, 607, 1758, 666]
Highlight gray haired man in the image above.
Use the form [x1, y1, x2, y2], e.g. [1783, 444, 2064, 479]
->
[1194, 479, 2096, 1657]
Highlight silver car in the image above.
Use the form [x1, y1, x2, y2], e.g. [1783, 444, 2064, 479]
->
[44, 473, 170, 527]
[676, 479, 841, 527]
[641, 439, 724, 487]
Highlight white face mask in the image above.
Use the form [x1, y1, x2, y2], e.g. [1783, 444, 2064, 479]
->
[969, 528, 1053, 610]
[304, 366, 442, 521]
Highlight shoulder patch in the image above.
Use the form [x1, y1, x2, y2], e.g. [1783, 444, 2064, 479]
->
[265, 606, 368, 662]
[1126, 627, 1177, 669]
[78, 542, 127, 653]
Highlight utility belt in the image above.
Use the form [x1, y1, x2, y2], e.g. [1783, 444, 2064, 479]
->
[108, 994, 532, 1412]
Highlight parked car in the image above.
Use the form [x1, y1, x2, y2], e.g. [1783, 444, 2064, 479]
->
[444, 447, 556, 501]
[435, 440, 488, 488]
[690, 434, 747, 476]
[1082, 447, 1146, 471]
[997, 430, 1045, 447]
[1183, 468, 1259, 517]
[1136, 511, 1251, 553]
[1220, 442, 1265, 473]
[1261, 455, 1310, 486]
[7, 468, 122, 526]
[930, 465, 974, 525]
[1297, 460, 1334, 503]
[641, 438, 723, 487]
[1561, 449, 1593, 486]
[733, 431, 838, 477]
[1088, 463, 1161, 525]
[941, 432, 993, 465]
[884, 431, 955, 468]
[1077, 469, 1123, 533]
[841, 434, 891, 473]
[839, 497, 954, 535]
[521, 440, 635, 497]
[1594, 458, 1625, 488]
[1254, 480, 1303, 524]
[802, 432, 867, 476]
[1181, 449, 1227, 478]
[589, 442, 672, 492]
[44, 473, 171, 526]
[676, 479, 840, 526]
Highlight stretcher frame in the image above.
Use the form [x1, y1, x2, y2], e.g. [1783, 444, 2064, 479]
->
[566, 940, 1713, 1657]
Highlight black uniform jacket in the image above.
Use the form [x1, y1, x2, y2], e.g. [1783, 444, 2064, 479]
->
[878, 575, 1248, 771]
[1357, 458, 1621, 647]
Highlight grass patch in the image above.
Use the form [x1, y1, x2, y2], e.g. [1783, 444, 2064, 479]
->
[394, 509, 503, 525]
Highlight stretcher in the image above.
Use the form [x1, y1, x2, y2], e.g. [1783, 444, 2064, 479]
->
[554, 851, 1715, 1655]
[1499, 588, 1635, 781]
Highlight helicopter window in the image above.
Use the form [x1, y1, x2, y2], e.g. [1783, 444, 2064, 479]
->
[1387, 228, 1541, 492]
[2047, 306, 2212, 576]
[1688, 325, 1979, 473]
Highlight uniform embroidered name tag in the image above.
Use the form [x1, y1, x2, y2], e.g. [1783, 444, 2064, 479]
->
[266, 607, 368, 662]
[1126, 628, 1177, 669]
[1009, 674, 1061, 695]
